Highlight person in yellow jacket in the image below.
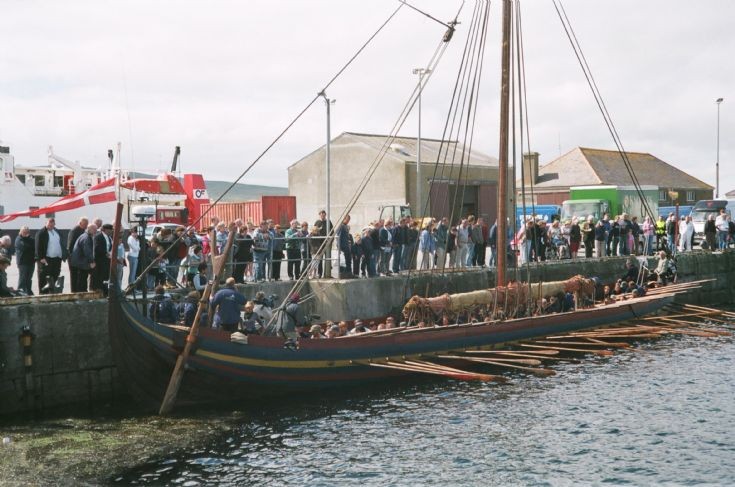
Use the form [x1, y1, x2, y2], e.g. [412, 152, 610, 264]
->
[654, 215, 666, 251]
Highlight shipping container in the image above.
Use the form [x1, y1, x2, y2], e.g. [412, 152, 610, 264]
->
[199, 196, 297, 228]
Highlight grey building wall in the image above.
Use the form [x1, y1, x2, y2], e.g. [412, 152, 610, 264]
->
[288, 139, 408, 230]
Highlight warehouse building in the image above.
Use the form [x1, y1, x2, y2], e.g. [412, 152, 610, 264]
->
[288, 132, 504, 229]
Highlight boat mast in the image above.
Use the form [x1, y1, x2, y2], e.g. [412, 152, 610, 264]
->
[497, 0, 511, 287]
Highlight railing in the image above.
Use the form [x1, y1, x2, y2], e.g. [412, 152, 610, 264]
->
[135, 234, 510, 289]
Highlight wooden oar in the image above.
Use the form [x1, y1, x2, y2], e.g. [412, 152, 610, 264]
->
[584, 337, 635, 348]
[678, 303, 735, 318]
[367, 361, 490, 381]
[437, 355, 542, 366]
[437, 355, 555, 376]
[520, 343, 614, 356]
[656, 317, 708, 326]
[405, 359, 507, 382]
[696, 315, 735, 325]
[642, 311, 718, 321]
[398, 360, 506, 382]
[654, 317, 732, 335]
[473, 349, 560, 355]
[159, 222, 238, 415]
[532, 339, 631, 349]
[462, 351, 577, 362]
[551, 326, 656, 337]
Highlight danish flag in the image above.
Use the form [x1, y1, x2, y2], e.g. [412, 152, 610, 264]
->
[0, 177, 117, 223]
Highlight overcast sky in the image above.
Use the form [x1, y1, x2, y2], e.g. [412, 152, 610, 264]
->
[1, 0, 733, 196]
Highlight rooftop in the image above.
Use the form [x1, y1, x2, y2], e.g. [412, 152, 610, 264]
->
[521, 147, 713, 190]
[290, 132, 498, 169]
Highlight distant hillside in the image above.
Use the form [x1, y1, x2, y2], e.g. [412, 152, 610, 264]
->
[204, 179, 288, 202]
[128, 172, 288, 202]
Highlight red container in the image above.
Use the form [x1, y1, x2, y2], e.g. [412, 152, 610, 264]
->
[200, 196, 296, 228]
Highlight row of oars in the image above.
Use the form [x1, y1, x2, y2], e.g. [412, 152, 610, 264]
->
[364, 303, 732, 382]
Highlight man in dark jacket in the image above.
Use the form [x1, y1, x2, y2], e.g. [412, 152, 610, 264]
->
[313, 210, 333, 277]
[67, 217, 88, 292]
[70, 223, 97, 292]
[14, 226, 36, 295]
[487, 220, 498, 267]
[391, 218, 407, 274]
[92, 223, 113, 295]
[210, 277, 246, 331]
[665, 213, 677, 255]
[336, 215, 353, 278]
[35, 218, 67, 294]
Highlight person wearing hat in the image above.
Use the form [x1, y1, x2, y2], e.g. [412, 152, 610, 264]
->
[275, 292, 306, 339]
[210, 277, 246, 332]
[0, 256, 17, 297]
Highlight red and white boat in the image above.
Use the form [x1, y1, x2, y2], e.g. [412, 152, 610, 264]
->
[0, 143, 210, 239]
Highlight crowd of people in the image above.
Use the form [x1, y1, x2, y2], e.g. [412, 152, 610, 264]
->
[516, 210, 735, 265]
[1, 207, 734, 299]
[0, 217, 119, 297]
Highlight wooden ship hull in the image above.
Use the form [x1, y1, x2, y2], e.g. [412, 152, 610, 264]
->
[108, 285, 674, 411]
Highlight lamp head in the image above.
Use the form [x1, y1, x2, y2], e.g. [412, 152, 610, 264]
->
[132, 205, 156, 220]
[716, 97, 724, 103]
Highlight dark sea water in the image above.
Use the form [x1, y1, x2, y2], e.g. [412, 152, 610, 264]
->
[114, 331, 735, 486]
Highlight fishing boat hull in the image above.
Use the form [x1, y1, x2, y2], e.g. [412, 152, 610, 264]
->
[108, 286, 674, 411]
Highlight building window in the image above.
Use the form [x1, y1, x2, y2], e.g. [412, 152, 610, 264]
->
[16, 174, 26, 184]
[34, 175, 45, 187]
[659, 190, 666, 201]
[686, 191, 695, 202]
[29, 206, 39, 218]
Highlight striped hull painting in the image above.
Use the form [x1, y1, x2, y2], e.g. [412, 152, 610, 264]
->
[108, 289, 674, 411]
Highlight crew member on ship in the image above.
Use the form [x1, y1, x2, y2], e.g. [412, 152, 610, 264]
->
[210, 277, 246, 332]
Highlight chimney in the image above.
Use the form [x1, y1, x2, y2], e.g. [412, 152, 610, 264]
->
[522, 152, 539, 185]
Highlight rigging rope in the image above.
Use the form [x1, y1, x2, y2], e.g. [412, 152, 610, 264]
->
[125, 2, 407, 293]
[552, 0, 655, 221]
[265, 2, 467, 327]
[398, 0, 491, 299]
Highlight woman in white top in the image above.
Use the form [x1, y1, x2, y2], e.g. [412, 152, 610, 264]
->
[127, 227, 141, 285]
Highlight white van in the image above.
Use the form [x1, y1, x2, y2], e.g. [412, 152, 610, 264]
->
[691, 199, 735, 246]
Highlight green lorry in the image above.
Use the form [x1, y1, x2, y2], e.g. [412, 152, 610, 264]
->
[561, 185, 659, 223]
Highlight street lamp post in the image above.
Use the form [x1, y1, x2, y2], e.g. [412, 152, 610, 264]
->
[716, 97, 724, 198]
[413, 68, 431, 215]
[320, 92, 336, 278]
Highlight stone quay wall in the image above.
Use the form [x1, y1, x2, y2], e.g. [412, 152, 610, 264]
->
[1, 251, 733, 417]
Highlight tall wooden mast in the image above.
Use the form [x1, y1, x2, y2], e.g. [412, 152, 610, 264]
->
[496, 0, 511, 287]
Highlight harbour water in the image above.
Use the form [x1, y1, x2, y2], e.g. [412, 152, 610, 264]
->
[112, 331, 735, 486]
